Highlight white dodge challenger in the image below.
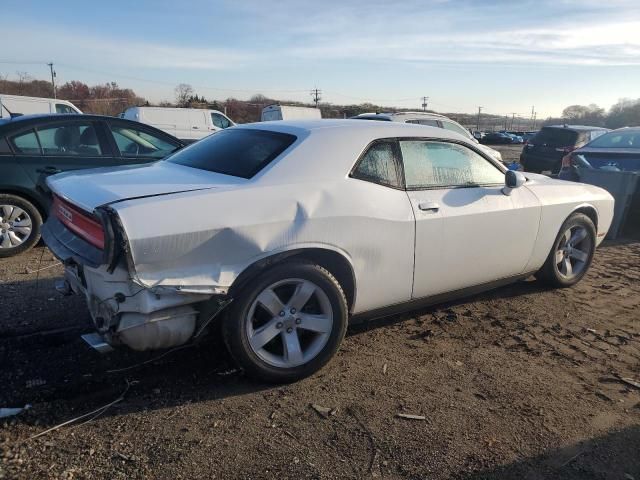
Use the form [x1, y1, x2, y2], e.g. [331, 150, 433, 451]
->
[43, 120, 614, 382]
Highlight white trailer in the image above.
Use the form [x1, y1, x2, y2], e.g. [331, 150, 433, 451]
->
[261, 104, 322, 122]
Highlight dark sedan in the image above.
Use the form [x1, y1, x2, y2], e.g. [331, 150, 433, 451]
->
[0, 114, 184, 257]
[559, 127, 640, 180]
[480, 132, 513, 145]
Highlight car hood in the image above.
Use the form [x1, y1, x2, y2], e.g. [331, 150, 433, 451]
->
[47, 161, 246, 213]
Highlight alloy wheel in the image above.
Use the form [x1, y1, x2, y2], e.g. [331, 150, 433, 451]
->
[554, 225, 592, 280]
[0, 205, 33, 249]
[245, 278, 334, 369]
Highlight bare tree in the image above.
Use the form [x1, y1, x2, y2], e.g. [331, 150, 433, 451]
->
[175, 83, 194, 107]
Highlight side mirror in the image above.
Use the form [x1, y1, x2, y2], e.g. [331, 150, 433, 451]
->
[503, 170, 526, 196]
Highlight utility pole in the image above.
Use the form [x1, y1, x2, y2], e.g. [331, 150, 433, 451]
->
[532, 112, 537, 130]
[510, 113, 516, 130]
[47, 62, 56, 98]
[530, 105, 535, 130]
[310, 88, 322, 108]
[476, 106, 482, 132]
[421, 96, 429, 112]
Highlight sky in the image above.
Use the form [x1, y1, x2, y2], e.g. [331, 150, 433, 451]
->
[1, 0, 639, 118]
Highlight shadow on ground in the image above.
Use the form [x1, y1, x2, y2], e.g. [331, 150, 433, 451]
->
[460, 426, 640, 480]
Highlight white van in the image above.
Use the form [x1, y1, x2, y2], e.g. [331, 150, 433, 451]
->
[123, 106, 235, 142]
[261, 104, 322, 122]
[0, 94, 82, 118]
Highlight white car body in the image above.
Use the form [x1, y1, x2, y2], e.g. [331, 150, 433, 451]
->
[352, 112, 504, 163]
[261, 105, 322, 122]
[0, 94, 81, 118]
[123, 106, 235, 142]
[43, 120, 614, 354]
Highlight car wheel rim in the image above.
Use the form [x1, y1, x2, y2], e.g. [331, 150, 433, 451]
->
[245, 278, 334, 369]
[554, 225, 592, 280]
[0, 205, 32, 249]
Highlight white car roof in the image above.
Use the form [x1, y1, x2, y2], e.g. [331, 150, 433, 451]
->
[235, 120, 476, 184]
[239, 118, 463, 140]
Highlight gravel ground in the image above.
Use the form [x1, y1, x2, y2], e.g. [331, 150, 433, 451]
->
[1, 146, 639, 479]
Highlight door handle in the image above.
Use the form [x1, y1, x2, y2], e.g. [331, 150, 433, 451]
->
[418, 201, 440, 212]
[36, 166, 62, 174]
[192, 126, 199, 129]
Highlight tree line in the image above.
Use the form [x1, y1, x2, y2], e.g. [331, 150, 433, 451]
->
[543, 100, 640, 129]
[2, 74, 640, 129]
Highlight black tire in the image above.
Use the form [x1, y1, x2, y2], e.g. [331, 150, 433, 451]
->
[0, 194, 43, 258]
[535, 213, 596, 288]
[222, 261, 348, 383]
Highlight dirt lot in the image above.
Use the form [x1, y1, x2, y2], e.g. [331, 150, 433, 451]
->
[1, 153, 639, 479]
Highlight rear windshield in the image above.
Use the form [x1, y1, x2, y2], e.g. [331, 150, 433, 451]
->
[533, 127, 578, 147]
[167, 129, 296, 179]
[588, 130, 640, 148]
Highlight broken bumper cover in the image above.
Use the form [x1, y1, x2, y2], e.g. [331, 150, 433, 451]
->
[42, 215, 104, 268]
[44, 216, 210, 352]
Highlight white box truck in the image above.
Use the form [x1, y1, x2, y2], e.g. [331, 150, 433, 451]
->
[0, 94, 82, 118]
[261, 104, 322, 121]
[123, 106, 235, 142]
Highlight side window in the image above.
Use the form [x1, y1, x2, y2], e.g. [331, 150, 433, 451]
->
[36, 123, 103, 156]
[401, 141, 504, 189]
[351, 141, 402, 188]
[211, 113, 231, 129]
[55, 104, 76, 114]
[109, 124, 179, 158]
[9, 129, 41, 155]
[441, 121, 472, 139]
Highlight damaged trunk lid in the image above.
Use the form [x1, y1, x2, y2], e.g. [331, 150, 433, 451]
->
[46, 161, 245, 212]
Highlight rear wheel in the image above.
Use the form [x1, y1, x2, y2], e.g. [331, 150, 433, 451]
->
[0, 194, 42, 258]
[536, 213, 596, 288]
[222, 261, 348, 383]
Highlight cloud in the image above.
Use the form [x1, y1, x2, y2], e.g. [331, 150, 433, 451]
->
[1, 23, 253, 71]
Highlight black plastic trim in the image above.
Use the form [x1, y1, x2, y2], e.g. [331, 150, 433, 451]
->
[350, 272, 534, 324]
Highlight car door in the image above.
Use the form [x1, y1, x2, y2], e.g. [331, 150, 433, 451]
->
[7, 120, 118, 201]
[401, 139, 540, 298]
[106, 120, 182, 164]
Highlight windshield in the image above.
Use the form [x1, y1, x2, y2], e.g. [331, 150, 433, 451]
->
[588, 130, 640, 148]
[167, 128, 296, 179]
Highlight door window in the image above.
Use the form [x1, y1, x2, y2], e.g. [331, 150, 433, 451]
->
[10, 129, 41, 155]
[401, 141, 504, 189]
[109, 125, 179, 158]
[55, 104, 76, 114]
[36, 123, 103, 156]
[351, 141, 402, 188]
[211, 113, 231, 129]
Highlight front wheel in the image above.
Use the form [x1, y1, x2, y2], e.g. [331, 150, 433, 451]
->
[222, 261, 348, 383]
[0, 194, 42, 258]
[536, 213, 596, 288]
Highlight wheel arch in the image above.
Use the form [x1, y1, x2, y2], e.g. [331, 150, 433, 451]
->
[570, 203, 598, 229]
[228, 246, 357, 313]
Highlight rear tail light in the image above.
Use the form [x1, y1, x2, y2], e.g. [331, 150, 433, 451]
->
[53, 195, 105, 249]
